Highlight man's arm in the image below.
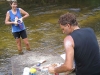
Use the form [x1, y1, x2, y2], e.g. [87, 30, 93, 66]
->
[48, 35, 74, 73]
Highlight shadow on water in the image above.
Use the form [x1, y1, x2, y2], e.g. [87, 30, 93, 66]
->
[1, 0, 100, 75]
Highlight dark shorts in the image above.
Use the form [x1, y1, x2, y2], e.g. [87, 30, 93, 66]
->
[12, 30, 27, 39]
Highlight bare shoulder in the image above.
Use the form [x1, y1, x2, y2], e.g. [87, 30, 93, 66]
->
[64, 35, 74, 48]
[19, 8, 22, 10]
[6, 11, 10, 17]
[19, 8, 23, 11]
[19, 8, 29, 15]
[64, 35, 73, 42]
[6, 11, 9, 14]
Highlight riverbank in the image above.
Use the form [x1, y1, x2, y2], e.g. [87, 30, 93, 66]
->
[11, 51, 75, 75]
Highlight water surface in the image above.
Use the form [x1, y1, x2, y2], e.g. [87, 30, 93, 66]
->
[1, 1, 100, 75]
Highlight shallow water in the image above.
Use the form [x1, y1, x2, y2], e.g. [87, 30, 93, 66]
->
[1, 1, 100, 75]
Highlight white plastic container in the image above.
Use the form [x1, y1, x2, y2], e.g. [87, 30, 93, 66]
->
[23, 67, 30, 75]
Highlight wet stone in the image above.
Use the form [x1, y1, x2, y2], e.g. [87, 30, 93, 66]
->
[11, 51, 75, 75]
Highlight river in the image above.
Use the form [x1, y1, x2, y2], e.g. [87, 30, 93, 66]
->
[0, 1, 100, 75]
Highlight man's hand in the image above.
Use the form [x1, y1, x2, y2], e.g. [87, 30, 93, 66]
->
[48, 66, 55, 74]
[48, 64, 57, 74]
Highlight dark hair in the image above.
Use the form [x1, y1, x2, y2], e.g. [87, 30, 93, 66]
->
[9, 1, 17, 5]
[58, 13, 78, 26]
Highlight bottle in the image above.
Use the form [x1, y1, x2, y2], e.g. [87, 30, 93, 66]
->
[17, 20, 24, 30]
[29, 68, 36, 75]
[23, 67, 30, 75]
[14, 16, 18, 26]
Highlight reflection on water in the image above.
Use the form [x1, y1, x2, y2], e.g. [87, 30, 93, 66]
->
[1, 1, 100, 75]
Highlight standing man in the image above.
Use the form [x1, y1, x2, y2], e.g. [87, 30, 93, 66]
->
[48, 13, 100, 75]
[5, 1, 31, 54]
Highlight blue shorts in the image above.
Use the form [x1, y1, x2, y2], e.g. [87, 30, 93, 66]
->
[12, 30, 27, 39]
